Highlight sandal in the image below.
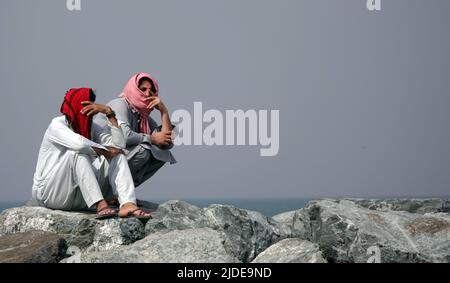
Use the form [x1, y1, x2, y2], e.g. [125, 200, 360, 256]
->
[95, 206, 117, 220]
[119, 207, 153, 220]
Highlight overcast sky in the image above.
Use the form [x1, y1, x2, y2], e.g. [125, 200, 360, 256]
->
[1, 0, 450, 202]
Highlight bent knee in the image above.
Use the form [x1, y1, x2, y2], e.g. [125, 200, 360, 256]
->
[131, 146, 151, 163]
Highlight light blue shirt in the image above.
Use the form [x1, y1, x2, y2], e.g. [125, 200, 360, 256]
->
[94, 98, 177, 164]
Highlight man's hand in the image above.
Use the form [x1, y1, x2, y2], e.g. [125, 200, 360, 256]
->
[93, 147, 124, 158]
[81, 101, 112, 116]
[150, 130, 173, 146]
[81, 101, 119, 128]
[145, 97, 168, 113]
[145, 96, 172, 134]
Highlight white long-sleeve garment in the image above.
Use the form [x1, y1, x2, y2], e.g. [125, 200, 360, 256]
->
[32, 115, 135, 210]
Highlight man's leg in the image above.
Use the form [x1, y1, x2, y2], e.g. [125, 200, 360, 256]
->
[128, 145, 166, 188]
[41, 152, 104, 211]
[106, 154, 137, 206]
[99, 153, 151, 217]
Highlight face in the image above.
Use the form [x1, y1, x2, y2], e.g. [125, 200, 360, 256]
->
[139, 80, 156, 97]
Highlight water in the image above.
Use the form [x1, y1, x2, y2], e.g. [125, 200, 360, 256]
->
[0, 199, 311, 217]
[0, 201, 26, 212]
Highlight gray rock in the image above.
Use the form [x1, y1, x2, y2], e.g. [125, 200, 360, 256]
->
[347, 198, 450, 214]
[271, 210, 297, 224]
[144, 201, 291, 263]
[72, 228, 239, 263]
[252, 238, 327, 263]
[272, 210, 307, 238]
[144, 200, 209, 234]
[296, 199, 450, 263]
[4, 199, 449, 263]
[0, 206, 145, 252]
[120, 218, 145, 244]
[0, 230, 67, 263]
[204, 204, 286, 262]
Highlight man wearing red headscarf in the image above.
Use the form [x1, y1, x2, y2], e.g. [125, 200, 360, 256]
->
[32, 88, 152, 219]
[95, 73, 176, 206]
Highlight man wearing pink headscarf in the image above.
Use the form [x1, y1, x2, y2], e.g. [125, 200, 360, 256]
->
[95, 73, 176, 201]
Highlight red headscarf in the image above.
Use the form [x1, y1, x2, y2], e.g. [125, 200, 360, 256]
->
[120, 72, 159, 134]
[60, 88, 96, 140]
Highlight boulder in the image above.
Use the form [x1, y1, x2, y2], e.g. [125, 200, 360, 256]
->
[347, 198, 450, 214]
[252, 238, 327, 263]
[203, 204, 288, 262]
[67, 228, 239, 263]
[290, 199, 450, 263]
[0, 230, 67, 263]
[144, 201, 292, 262]
[144, 200, 210, 234]
[0, 206, 148, 252]
[2, 199, 449, 263]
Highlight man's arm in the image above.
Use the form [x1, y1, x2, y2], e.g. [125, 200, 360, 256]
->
[145, 98, 174, 148]
[159, 102, 173, 133]
[82, 101, 127, 149]
[107, 99, 146, 146]
[47, 117, 106, 155]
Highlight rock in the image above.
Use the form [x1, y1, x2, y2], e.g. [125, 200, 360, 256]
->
[71, 228, 239, 263]
[252, 238, 327, 263]
[144, 200, 209, 234]
[0, 230, 67, 263]
[271, 210, 307, 238]
[293, 199, 450, 263]
[347, 198, 450, 214]
[3, 199, 449, 263]
[120, 218, 146, 244]
[271, 210, 297, 224]
[144, 201, 291, 262]
[0, 201, 289, 263]
[204, 204, 287, 262]
[0, 206, 146, 252]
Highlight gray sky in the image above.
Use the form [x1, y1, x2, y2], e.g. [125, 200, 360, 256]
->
[1, 0, 450, 202]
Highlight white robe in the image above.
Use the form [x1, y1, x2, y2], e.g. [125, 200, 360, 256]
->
[32, 115, 137, 211]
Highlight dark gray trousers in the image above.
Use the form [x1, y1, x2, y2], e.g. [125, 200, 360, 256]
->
[127, 145, 166, 188]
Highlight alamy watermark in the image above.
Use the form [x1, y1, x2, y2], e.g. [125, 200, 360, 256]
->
[67, 1, 381, 13]
[67, 1, 381, 12]
[367, 0, 381, 11]
[171, 102, 280, 157]
[367, 246, 381, 263]
[64, 245, 382, 263]
[66, 0, 81, 11]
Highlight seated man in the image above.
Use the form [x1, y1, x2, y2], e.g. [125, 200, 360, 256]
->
[94, 73, 176, 205]
[31, 88, 151, 219]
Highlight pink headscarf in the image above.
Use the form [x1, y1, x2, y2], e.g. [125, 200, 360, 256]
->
[120, 72, 159, 134]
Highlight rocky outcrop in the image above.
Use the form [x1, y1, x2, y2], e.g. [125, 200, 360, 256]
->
[251, 238, 327, 263]
[0, 206, 150, 252]
[0, 200, 290, 263]
[0, 231, 67, 263]
[67, 228, 239, 263]
[0, 198, 449, 263]
[273, 199, 450, 263]
[144, 200, 291, 262]
[346, 198, 450, 214]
